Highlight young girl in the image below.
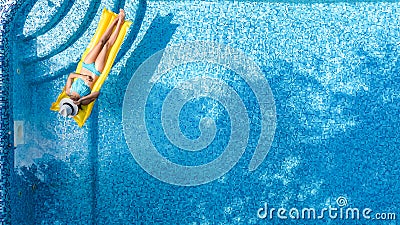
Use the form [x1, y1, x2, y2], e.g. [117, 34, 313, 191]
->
[65, 9, 125, 106]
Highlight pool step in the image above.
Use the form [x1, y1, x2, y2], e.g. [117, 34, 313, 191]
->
[14, 121, 25, 146]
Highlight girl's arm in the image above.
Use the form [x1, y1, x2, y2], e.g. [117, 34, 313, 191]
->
[65, 73, 80, 94]
[74, 91, 100, 105]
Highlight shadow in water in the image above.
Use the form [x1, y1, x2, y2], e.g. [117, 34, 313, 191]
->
[84, 2, 148, 222]
[11, 154, 79, 225]
[109, 12, 179, 109]
[115, 0, 147, 65]
[258, 46, 400, 208]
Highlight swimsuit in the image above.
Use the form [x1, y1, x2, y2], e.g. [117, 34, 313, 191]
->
[82, 62, 102, 76]
[70, 62, 101, 97]
[70, 78, 91, 97]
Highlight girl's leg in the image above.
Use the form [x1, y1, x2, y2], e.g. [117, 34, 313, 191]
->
[94, 10, 125, 73]
[105, 9, 125, 47]
[83, 15, 120, 64]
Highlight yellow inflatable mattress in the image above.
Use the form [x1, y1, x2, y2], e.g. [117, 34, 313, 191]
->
[51, 8, 132, 127]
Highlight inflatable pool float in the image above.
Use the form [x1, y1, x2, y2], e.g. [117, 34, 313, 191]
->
[50, 8, 132, 127]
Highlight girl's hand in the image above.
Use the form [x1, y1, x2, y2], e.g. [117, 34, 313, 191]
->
[73, 99, 81, 106]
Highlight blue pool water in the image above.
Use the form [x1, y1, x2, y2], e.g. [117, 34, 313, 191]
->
[0, 0, 399, 224]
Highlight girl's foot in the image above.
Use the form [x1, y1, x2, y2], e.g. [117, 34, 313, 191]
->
[119, 9, 125, 21]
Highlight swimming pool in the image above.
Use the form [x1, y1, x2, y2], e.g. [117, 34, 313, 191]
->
[1, 0, 399, 224]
